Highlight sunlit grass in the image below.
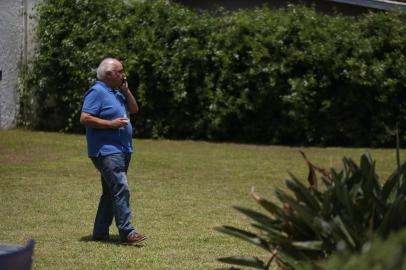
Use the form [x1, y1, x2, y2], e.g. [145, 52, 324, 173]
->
[0, 130, 404, 269]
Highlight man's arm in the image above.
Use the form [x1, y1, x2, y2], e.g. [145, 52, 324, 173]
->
[120, 80, 139, 114]
[80, 112, 129, 129]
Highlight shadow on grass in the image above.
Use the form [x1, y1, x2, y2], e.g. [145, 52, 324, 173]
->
[79, 235, 146, 247]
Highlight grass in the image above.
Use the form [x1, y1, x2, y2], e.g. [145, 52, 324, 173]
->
[0, 129, 404, 269]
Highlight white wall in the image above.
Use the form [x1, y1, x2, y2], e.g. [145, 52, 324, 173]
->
[0, 0, 23, 129]
[0, 0, 38, 130]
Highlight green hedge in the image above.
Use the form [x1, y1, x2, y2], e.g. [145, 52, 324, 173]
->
[19, 0, 406, 146]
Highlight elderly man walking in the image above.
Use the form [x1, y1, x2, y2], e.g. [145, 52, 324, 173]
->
[80, 58, 146, 243]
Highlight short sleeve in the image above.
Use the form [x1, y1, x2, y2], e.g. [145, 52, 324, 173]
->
[82, 88, 102, 116]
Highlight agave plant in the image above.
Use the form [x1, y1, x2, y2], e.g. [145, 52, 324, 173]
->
[216, 152, 406, 269]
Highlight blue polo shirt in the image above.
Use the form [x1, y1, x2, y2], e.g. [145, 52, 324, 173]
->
[82, 81, 133, 157]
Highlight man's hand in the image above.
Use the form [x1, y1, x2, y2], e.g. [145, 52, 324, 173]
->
[110, 117, 129, 128]
[119, 77, 130, 93]
[118, 77, 139, 114]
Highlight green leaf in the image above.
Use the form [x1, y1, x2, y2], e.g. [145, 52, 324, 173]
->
[339, 213, 364, 247]
[377, 195, 406, 236]
[333, 181, 355, 220]
[253, 195, 286, 219]
[359, 154, 381, 201]
[286, 174, 321, 211]
[331, 215, 357, 249]
[313, 217, 333, 237]
[285, 212, 320, 238]
[382, 163, 406, 202]
[249, 223, 302, 248]
[234, 206, 275, 227]
[251, 223, 289, 240]
[276, 249, 308, 269]
[291, 241, 323, 251]
[275, 189, 319, 233]
[215, 226, 270, 251]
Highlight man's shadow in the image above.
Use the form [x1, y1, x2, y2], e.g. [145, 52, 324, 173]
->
[79, 235, 145, 247]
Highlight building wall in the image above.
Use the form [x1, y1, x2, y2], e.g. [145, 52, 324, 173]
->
[0, 0, 38, 130]
[0, 0, 23, 130]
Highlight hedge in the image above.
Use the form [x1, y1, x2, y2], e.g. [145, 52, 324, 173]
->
[19, 0, 406, 146]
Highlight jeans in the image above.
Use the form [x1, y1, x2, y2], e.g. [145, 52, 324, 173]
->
[91, 152, 135, 241]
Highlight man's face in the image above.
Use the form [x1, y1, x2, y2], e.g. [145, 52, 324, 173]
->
[105, 60, 125, 89]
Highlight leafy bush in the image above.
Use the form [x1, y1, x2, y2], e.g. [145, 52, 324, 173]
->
[19, 0, 132, 131]
[20, 0, 406, 146]
[309, 228, 406, 270]
[216, 153, 406, 269]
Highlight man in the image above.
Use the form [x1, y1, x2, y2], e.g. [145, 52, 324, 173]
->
[80, 58, 146, 243]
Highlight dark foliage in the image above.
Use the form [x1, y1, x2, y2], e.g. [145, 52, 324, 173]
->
[19, 0, 406, 146]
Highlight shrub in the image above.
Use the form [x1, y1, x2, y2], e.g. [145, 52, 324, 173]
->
[20, 0, 132, 131]
[216, 152, 406, 269]
[20, 0, 406, 146]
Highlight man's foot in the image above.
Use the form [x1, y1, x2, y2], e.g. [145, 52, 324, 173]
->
[124, 231, 147, 244]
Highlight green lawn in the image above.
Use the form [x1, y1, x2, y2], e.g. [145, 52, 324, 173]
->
[0, 130, 404, 269]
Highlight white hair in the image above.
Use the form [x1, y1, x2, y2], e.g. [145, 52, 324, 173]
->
[96, 58, 117, 80]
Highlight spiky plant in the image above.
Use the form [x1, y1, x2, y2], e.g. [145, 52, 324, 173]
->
[216, 152, 406, 269]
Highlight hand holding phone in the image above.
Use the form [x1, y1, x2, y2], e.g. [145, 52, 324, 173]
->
[121, 77, 127, 86]
[120, 77, 129, 92]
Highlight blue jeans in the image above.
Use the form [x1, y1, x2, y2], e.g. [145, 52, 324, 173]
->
[91, 153, 135, 241]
